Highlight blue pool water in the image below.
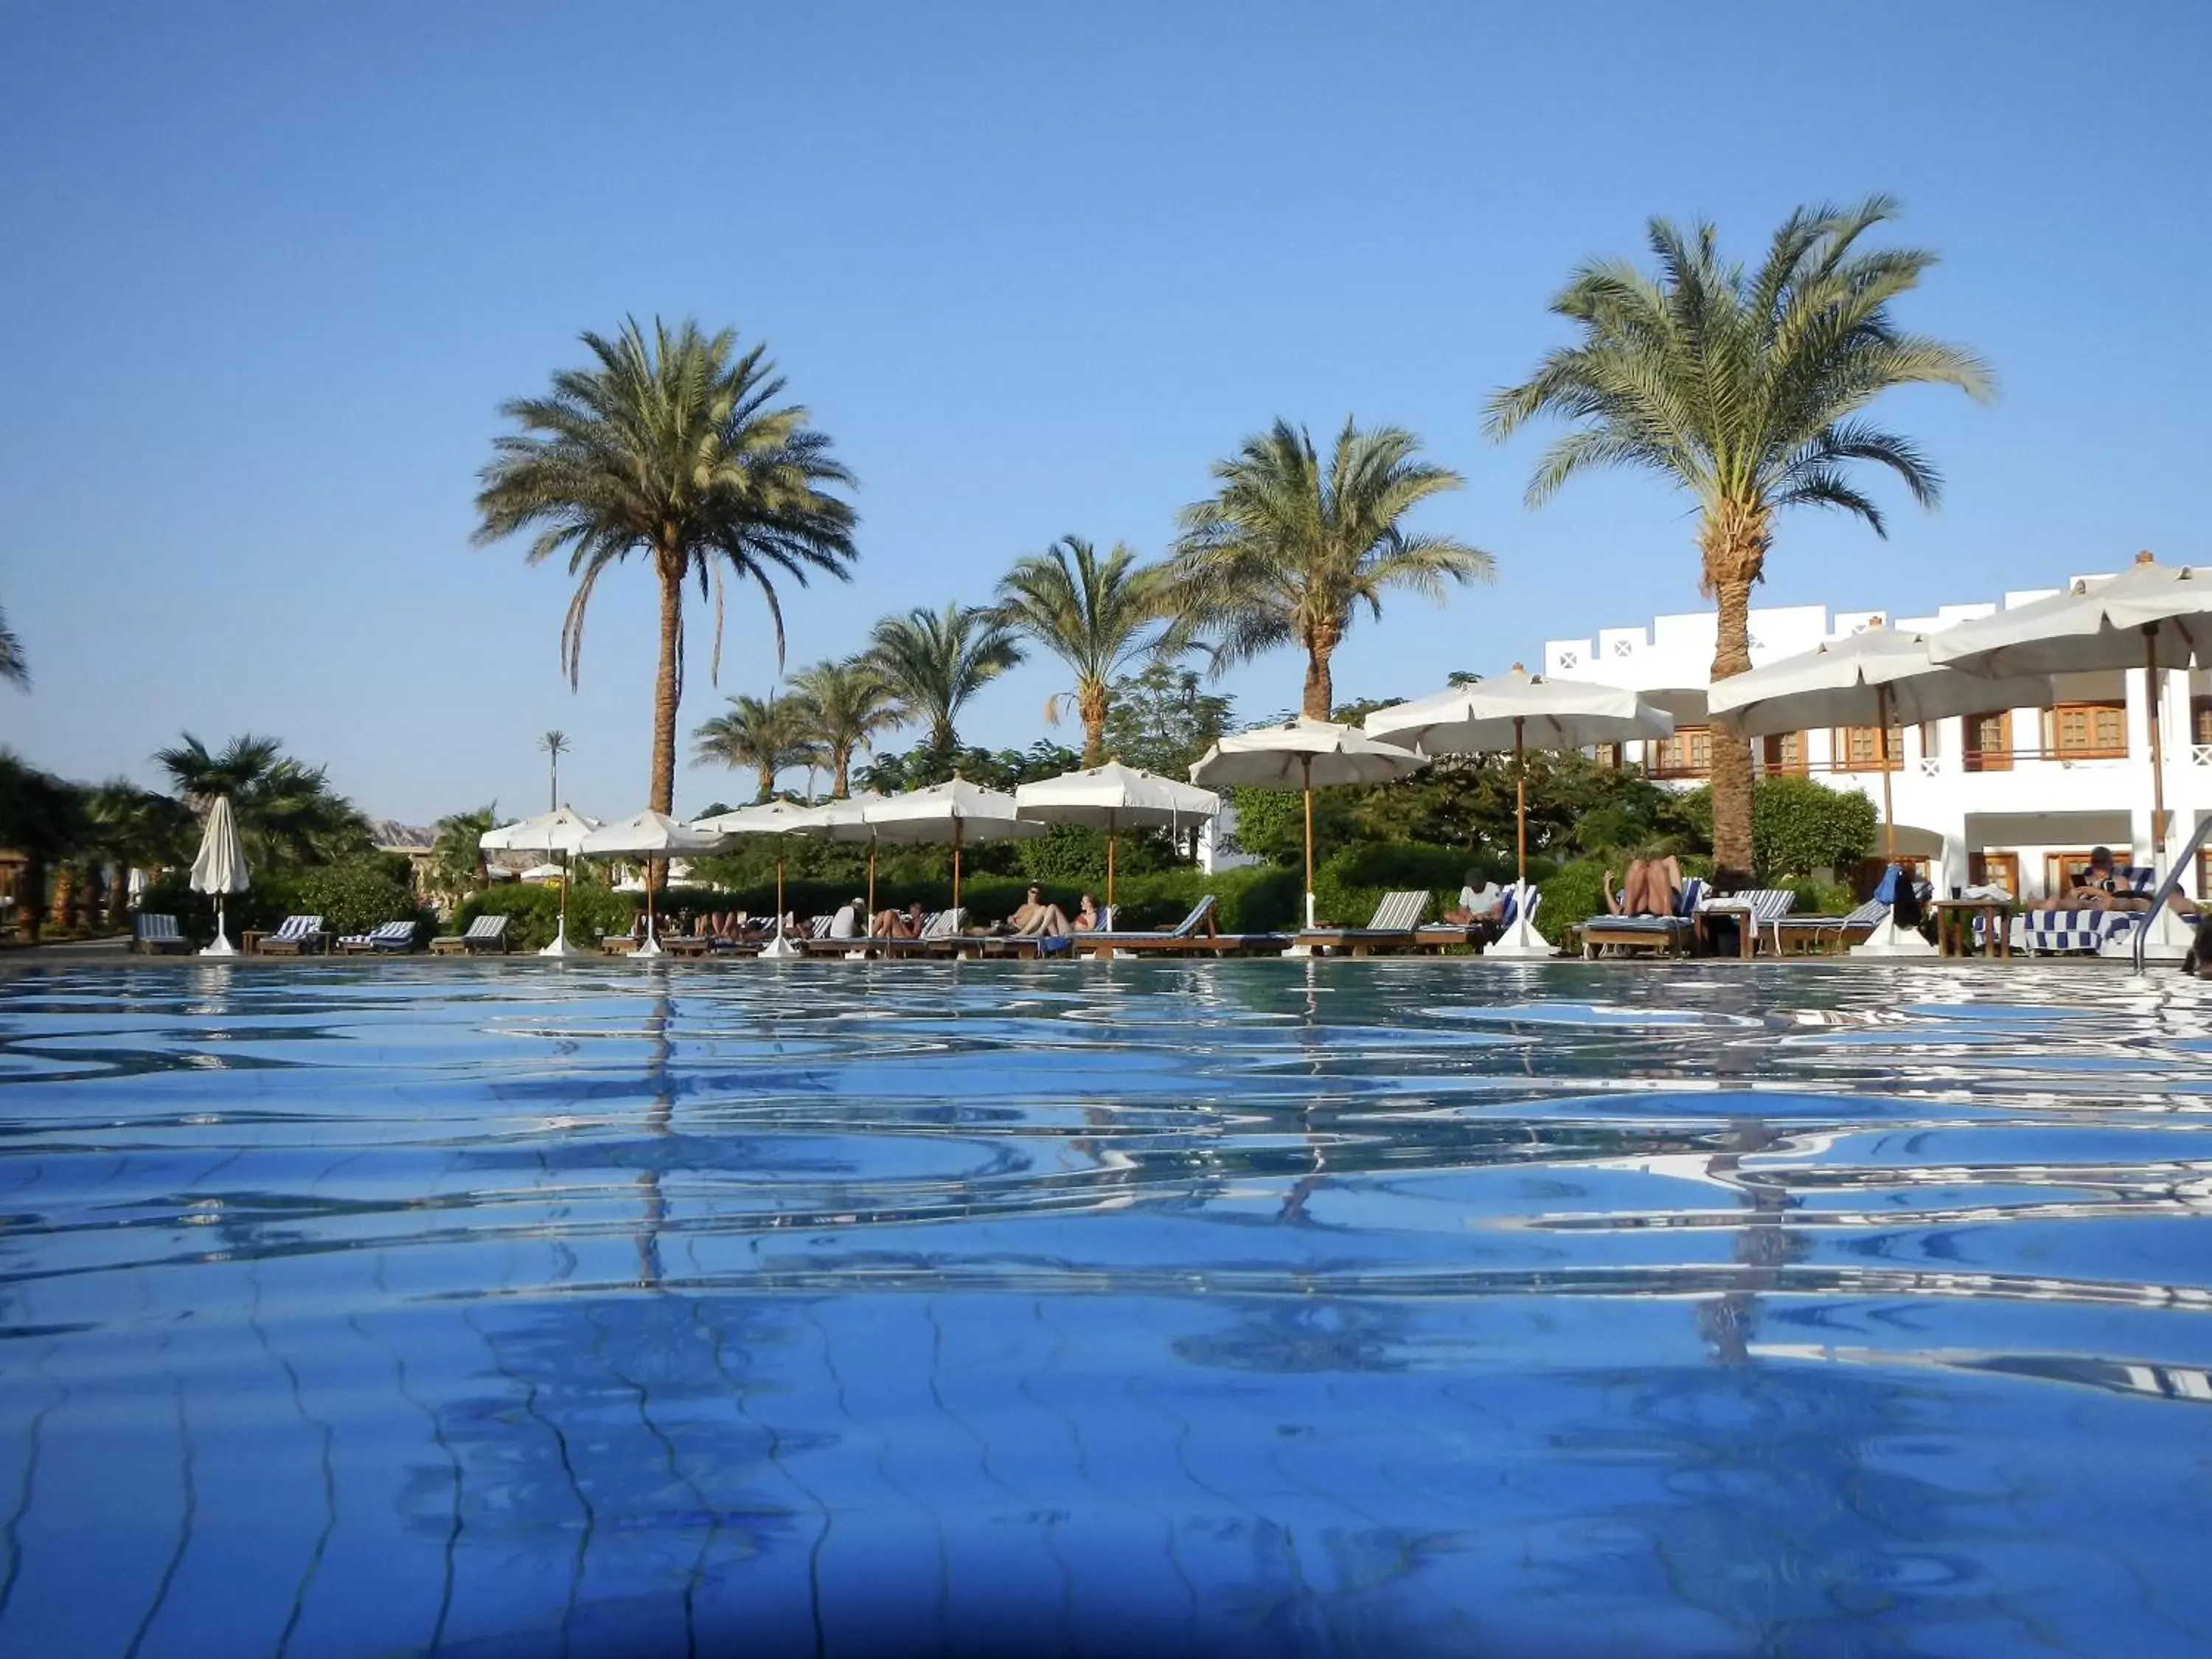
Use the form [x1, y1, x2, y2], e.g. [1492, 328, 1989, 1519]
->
[2, 957, 2211, 1658]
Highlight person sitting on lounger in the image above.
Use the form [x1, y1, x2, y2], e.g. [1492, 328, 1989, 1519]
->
[1071, 894, 1100, 932]
[1444, 877, 1503, 927]
[1604, 854, 1684, 917]
[1006, 887, 1071, 937]
[830, 897, 866, 940]
[872, 902, 924, 939]
[2036, 846, 2148, 912]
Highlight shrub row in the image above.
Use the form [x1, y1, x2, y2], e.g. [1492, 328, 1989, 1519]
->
[137, 858, 431, 945]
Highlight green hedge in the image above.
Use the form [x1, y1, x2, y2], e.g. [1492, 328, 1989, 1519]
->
[137, 857, 428, 945]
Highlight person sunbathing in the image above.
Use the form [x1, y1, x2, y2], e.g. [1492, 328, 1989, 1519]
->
[1071, 894, 1101, 933]
[1604, 854, 1683, 917]
[1006, 887, 1071, 937]
[872, 902, 924, 939]
[2036, 846, 2149, 912]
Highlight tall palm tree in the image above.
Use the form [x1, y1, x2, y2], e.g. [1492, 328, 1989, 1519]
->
[787, 657, 902, 797]
[0, 601, 26, 691]
[866, 604, 1022, 754]
[1161, 419, 1492, 718]
[1485, 197, 1989, 877]
[539, 730, 569, 812]
[430, 805, 497, 911]
[473, 317, 859, 813]
[692, 694, 821, 802]
[992, 536, 1165, 766]
[86, 779, 190, 925]
[153, 732, 369, 868]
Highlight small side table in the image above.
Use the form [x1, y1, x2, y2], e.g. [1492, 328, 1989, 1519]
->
[240, 929, 265, 955]
[1696, 902, 1758, 959]
[1935, 900, 2013, 958]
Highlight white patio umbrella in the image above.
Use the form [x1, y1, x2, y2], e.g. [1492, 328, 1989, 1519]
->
[480, 807, 601, 958]
[189, 794, 248, 957]
[862, 778, 1043, 914]
[1708, 625, 2056, 957]
[806, 793, 891, 929]
[1014, 762, 1221, 910]
[1190, 719, 1425, 931]
[577, 810, 728, 957]
[1928, 554, 2207, 855]
[1366, 667, 1672, 959]
[692, 798, 837, 957]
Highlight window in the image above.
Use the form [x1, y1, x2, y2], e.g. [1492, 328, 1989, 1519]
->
[1962, 710, 2012, 773]
[2048, 702, 2127, 759]
[2199, 847, 2211, 901]
[2194, 695, 2212, 748]
[1969, 852, 2020, 897]
[1650, 725, 1713, 779]
[1832, 723, 1904, 772]
[1852, 853, 1930, 900]
[2042, 850, 2118, 897]
[1592, 742, 1621, 769]
[1759, 731, 1806, 774]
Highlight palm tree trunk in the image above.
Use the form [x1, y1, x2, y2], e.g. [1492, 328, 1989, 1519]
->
[650, 560, 684, 815]
[756, 765, 775, 804]
[1079, 682, 1110, 768]
[1301, 649, 1334, 721]
[1708, 575, 1758, 883]
[832, 748, 851, 798]
[48, 864, 76, 931]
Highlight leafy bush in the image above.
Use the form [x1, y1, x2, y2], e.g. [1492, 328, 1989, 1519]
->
[134, 855, 426, 945]
[1310, 841, 1484, 928]
[1672, 778, 1877, 883]
[1534, 860, 1612, 945]
[459, 882, 637, 951]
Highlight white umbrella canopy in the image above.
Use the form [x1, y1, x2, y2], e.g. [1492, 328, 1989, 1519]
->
[1708, 622, 2056, 865]
[691, 799, 841, 955]
[1365, 668, 1674, 895]
[1015, 762, 1222, 908]
[479, 809, 606, 959]
[1191, 720, 1426, 929]
[189, 794, 248, 956]
[579, 811, 728, 956]
[1928, 554, 2208, 853]
[862, 779, 1042, 911]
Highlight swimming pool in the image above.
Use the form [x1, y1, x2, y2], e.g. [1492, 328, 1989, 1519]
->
[2, 957, 2209, 1658]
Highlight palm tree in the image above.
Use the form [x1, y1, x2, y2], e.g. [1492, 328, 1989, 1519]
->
[473, 317, 859, 813]
[539, 730, 569, 812]
[1485, 198, 1990, 878]
[86, 779, 190, 927]
[0, 601, 26, 691]
[1161, 419, 1493, 718]
[866, 604, 1022, 755]
[787, 657, 902, 797]
[153, 732, 369, 868]
[992, 536, 1165, 766]
[692, 694, 820, 802]
[429, 805, 497, 911]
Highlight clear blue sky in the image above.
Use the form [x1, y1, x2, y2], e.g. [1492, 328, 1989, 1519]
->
[3, 1, 2205, 823]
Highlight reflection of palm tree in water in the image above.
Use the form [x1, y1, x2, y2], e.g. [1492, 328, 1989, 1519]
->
[1697, 1116, 1801, 1366]
[636, 983, 673, 1288]
[1280, 960, 1329, 1224]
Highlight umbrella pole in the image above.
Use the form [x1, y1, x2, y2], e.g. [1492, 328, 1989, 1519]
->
[2145, 625, 2168, 854]
[1301, 754, 1315, 931]
[1877, 684, 1897, 863]
[867, 835, 877, 931]
[1514, 717, 1528, 888]
[776, 838, 787, 938]
[953, 819, 963, 915]
[1107, 810, 1118, 911]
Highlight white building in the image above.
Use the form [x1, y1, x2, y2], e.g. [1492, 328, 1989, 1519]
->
[1544, 574, 2212, 904]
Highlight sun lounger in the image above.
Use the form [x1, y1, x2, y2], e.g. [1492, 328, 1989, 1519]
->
[1296, 890, 1430, 956]
[431, 914, 509, 955]
[132, 913, 192, 955]
[338, 919, 419, 953]
[1770, 897, 1891, 955]
[981, 905, 1121, 959]
[2014, 864, 2157, 955]
[1072, 894, 1286, 957]
[1691, 886, 1795, 956]
[874, 909, 965, 957]
[254, 914, 327, 956]
[1576, 878, 1706, 958]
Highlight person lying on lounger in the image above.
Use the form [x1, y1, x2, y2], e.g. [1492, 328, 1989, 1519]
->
[1604, 854, 1684, 917]
[1005, 887, 1071, 937]
[1071, 894, 1101, 932]
[2036, 846, 2149, 912]
[872, 902, 925, 939]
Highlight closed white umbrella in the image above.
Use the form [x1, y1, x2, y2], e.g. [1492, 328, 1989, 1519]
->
[480, 807, 602, 959]
[1015, 762, 1220, 910]
[1928, 554, 2208, 855]
[189, 794, 248, 957]
[1190, 719, 1425, 931]
[578, 810, 728, 956]
[863, 778, 1043, 914]
[1366, 667, 1672, 959]
[693, 799, 838, 956]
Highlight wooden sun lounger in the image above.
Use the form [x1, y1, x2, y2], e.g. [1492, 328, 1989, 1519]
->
[1295, 890, 1430, 956]
[1770, 899, 1891, 955]
[254, 914, 327, 956]
[431, 914, 509, 954]
[872, 911, 966, 957]
[132, 914, 192, 955]
[338, 920, 420, 953]
[1072, 896, 1287, 957]
[1575, 879, 1707, 959]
